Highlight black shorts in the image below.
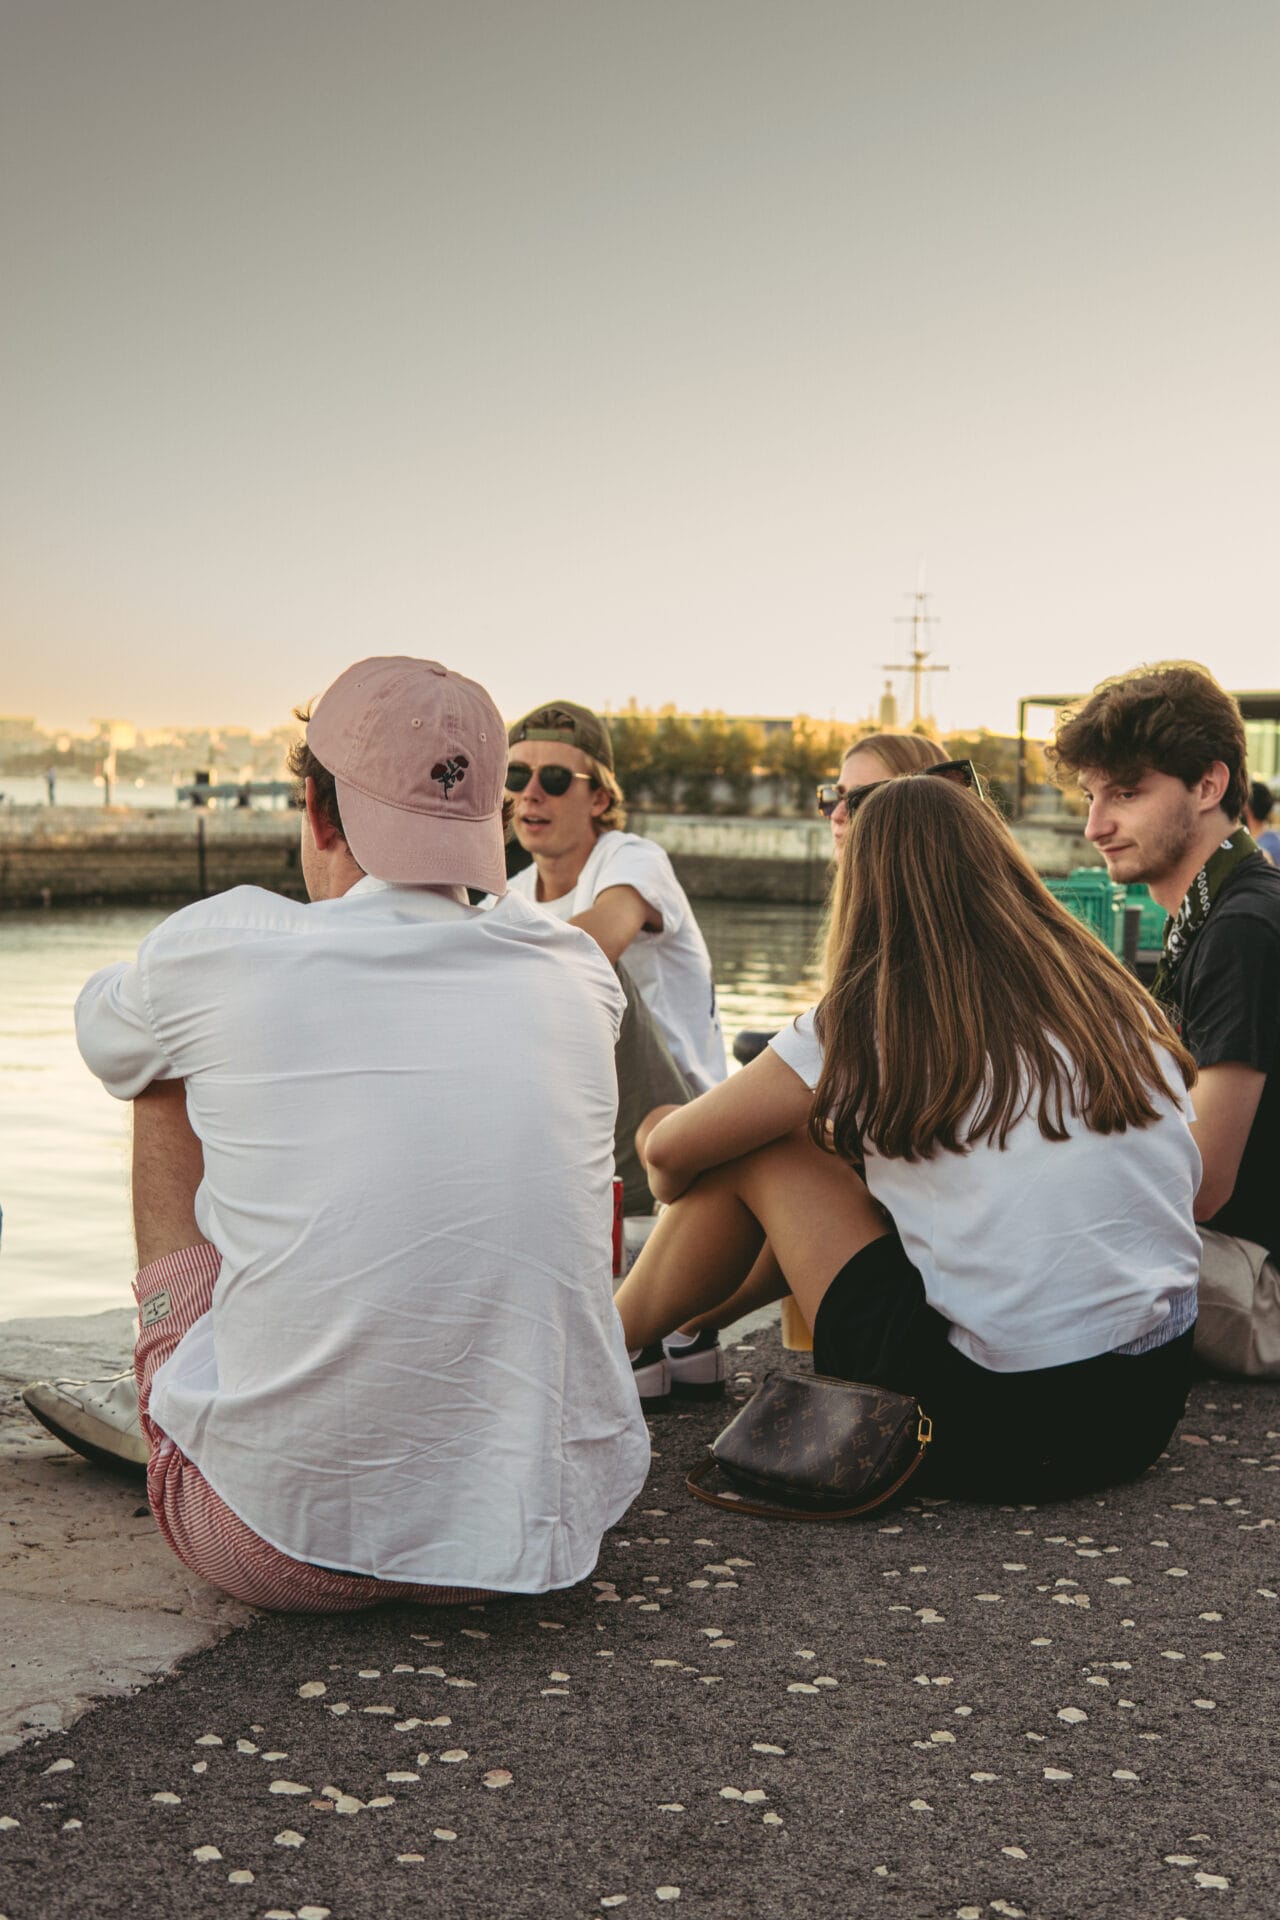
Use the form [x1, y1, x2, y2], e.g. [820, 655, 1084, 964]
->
[812, 1232, 1195, 1502]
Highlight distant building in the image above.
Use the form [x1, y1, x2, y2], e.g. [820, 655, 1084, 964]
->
[604, 705, 861, 741]
[703, 713, 822, 741]
[90, 718, 138, 752]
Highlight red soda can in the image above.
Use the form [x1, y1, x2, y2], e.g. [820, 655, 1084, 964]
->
[611, 1177, 624, 1277]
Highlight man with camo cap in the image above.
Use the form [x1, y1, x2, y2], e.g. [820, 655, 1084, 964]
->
[505, 697, 728, 1402]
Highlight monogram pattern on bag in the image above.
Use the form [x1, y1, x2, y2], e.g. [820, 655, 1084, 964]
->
[713, 1373, 919, 1509]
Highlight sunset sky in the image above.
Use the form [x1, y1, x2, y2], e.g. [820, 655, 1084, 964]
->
[3, 1, 1277, 737]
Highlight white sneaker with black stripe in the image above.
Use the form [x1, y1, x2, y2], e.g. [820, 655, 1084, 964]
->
[664, 1328, 725, 1400]
[629, 1330, 724, 1408]
[628, 1344, 671, 1410]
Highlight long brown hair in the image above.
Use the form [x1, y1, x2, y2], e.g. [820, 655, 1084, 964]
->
[812, 777, 1194, 1164]
[820, 732, 948, 983]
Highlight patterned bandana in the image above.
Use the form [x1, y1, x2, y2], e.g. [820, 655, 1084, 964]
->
[1150, 825, 1261, 1011]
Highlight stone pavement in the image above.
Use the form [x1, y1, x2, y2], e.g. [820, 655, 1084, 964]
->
[0, 1309, 250, 1755]
[0, 1317, 1277, 1920]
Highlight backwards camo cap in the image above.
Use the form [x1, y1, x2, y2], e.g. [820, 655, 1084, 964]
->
[507, 700, 614, 771]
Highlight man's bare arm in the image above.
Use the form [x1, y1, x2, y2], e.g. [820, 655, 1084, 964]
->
[132, 1079, 207, 1268]
[570, 883, 658, 964]
[1189, 1061, 1266, 1221]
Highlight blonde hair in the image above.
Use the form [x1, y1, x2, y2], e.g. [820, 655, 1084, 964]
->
[841, 731, 948, 777]
[813, 777, 1194, 1165]
[587, 755, 628, 834]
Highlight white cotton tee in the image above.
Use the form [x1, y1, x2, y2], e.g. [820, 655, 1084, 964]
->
[769, 1009, 1202, 1373]
[509, 831, 727, 1093]
[76, 878, 650, 1593]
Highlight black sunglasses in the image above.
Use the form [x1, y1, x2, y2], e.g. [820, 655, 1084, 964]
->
[505, 761, 597, 797]
[816, 758, 983, 820]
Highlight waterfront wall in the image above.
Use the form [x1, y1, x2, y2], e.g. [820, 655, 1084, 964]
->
[629, 812, 836, 904]
[0, 804, 1095, 909]
[0, 808, 305, 907]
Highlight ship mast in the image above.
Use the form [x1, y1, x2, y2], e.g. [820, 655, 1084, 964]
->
[882, 573, 948, 727]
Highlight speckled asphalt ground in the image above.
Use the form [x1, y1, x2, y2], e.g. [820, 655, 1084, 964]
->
[1, 1325, 1278, 1920]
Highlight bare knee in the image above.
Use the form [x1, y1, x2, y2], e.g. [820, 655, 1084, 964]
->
[734, 1127, 834, 1203]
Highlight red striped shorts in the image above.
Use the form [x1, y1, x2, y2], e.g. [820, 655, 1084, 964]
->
[134, 1244, 489, 1613]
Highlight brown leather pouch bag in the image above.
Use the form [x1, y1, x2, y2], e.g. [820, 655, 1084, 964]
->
[686, 1370, 932, 1521]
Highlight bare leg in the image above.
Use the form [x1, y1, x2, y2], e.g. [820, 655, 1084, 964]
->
[677, 1240, 789, 1337]
[614, 1130, 888, 1350]
[132, 1080, 212, 1270]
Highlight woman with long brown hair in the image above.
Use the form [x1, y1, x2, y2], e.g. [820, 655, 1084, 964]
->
[761, 728, 949, 1353]
[616, 774, 1202, 1499]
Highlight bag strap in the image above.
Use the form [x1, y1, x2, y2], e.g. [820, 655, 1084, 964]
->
[685, 1430, 932, 1522]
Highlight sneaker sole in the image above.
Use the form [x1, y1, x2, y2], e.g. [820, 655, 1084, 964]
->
[22, 1398, 149, 1476]
[631, 1355, 671, 1411]
[670, 1377, 726, 1401]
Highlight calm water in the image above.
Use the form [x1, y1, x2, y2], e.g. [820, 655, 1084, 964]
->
[0, 897, 824, 1320]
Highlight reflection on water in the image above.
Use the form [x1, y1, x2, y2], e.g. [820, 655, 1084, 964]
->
[0, 896, 826, 1321]
[0, 904, 174, 1321]
[696, 899, 825, 1058]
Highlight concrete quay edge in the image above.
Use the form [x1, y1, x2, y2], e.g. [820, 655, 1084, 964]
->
[0, 1308, 252, 1754]
[0, 805, 1093, 908]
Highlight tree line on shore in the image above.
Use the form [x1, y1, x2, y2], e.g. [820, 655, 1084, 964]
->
[607, 710, 1047, 816]
[2, 713, 1051, 817]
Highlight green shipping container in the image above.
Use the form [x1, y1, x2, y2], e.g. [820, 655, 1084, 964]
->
[1043, 866, 1127, 956]
[1125, 883, 1167, 952]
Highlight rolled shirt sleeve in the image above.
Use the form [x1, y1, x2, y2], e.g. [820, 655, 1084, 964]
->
[590, 836, 686, 932]
[76, 958, 177, 1100]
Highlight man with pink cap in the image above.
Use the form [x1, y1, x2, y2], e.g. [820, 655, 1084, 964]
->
[24, 658, 650, 1609]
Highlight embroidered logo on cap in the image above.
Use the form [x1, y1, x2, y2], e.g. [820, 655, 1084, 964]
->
[432, 754, 469, 798]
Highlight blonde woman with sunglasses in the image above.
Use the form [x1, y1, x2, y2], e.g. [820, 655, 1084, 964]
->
[816, 729, 949, 859]
[616, 774, 1201, 1501]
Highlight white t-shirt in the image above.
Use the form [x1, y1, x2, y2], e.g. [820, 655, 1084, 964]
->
[510, 831, 727, 1093]
[76, 878, 650, 1593]
[770, 1009, 1201, 1373]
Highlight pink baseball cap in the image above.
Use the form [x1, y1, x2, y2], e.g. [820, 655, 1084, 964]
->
[307, 657, 507, 895]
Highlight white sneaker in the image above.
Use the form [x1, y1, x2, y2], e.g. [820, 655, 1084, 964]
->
[22, 1370, 149, 1473]
[664, 1329, 725, 1400]
[627, 1344, 671, 1409]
